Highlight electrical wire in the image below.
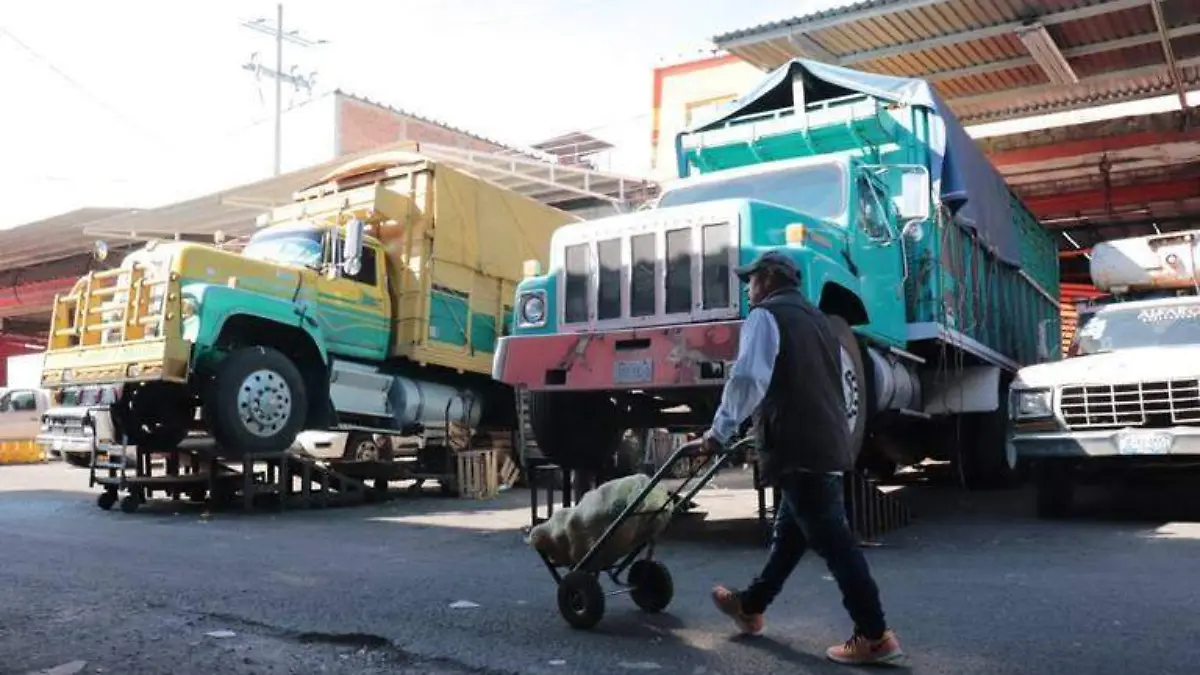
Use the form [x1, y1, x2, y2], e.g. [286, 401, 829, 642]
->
[0, 26, 175, 148]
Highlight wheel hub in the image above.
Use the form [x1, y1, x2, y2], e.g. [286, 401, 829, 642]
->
[237, 369, 293, 438]
[354, 439, 380, 461]
[839, 346, 861, 432]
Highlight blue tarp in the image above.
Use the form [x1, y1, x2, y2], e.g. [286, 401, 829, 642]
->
[679, 58, 1020, 268]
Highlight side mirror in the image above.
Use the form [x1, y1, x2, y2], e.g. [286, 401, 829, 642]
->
[342, 218, 364, 276]
[92, 240, 109, 262]
[897, 169, 931, 222]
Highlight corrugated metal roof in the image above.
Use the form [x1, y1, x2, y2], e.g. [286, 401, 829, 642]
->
[712, 0, 1200, 123]
[0, 208, 134, 270]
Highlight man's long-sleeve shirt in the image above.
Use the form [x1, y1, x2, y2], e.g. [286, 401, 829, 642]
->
[708, 307, 780, 445]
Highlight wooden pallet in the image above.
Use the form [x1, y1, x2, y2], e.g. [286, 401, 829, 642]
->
[455, 449, 500, 499]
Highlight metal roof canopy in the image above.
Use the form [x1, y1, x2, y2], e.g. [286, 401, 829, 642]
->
[713, 0, 1200, 125]
[713, 0, 1200, 286]
[531, 131, 616, 165]
[0, 208, 135, 271]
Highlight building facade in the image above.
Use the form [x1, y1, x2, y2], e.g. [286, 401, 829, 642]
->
[648, 51, 763, 180]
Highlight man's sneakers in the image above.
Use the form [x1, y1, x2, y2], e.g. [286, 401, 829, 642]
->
[825, 630, 904, 665]
[710, 585, 764, 636]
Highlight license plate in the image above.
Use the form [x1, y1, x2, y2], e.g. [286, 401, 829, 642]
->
[1116, 431, 1172, 455]
[613, 358, 653, 385]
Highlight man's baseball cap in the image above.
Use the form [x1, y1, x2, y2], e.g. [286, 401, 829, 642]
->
[734, 250, 800, 285]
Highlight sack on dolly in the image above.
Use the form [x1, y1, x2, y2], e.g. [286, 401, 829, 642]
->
[527, 474, 675, 569]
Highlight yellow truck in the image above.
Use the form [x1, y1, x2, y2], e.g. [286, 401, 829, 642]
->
[35, 149, 578, 460]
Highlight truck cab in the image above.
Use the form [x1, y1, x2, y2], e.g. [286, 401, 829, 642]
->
[1011, 230, 1200, 517]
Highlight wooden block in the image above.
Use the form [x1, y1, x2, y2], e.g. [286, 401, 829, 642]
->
[498, 455, 520, 489]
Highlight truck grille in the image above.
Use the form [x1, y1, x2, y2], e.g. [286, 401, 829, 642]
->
[560, 218, 739, 327]
[1059, 379, 1200, 429]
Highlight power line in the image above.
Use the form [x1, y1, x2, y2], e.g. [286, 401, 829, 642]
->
[0, 26, 172, 146]
[239, 4, 328, 176]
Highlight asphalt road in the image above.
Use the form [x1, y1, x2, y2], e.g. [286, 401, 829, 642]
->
[1, 463, 1198, 675]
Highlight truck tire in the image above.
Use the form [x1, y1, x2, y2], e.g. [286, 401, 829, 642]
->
[529, 391, 623, 471]
[342, 431, 393, 462]
[959, 375, 1022, 490]
[204, 346, 308, 456]
[827, 315, 868, 461]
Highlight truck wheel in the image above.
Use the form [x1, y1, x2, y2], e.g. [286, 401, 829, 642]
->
[204, 346, 308, 456]
[1034, 460, 1074, 519]
[827, 315, 867, 460]
[960, 375, 1022, 490]
[342, 432, 392, 462]
[529, 391, 623, 471]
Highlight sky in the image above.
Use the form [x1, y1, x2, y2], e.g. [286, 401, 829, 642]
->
[0, 0, 850, 228]
[3, 0, 1194, 231]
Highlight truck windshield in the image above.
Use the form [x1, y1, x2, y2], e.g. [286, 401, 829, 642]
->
[1071, 299, 1200, 356]
[242, 228, 324, 269]
[657, 162, 846, 221]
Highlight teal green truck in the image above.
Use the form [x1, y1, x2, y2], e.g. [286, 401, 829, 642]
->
[492, 59, 1061, 487]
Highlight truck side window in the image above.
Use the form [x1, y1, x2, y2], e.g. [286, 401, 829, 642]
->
[0, 392, 9, 412]
[857, 176, 890, 242]
[8, 390, 35, 412]
[347, 246, 378, 287]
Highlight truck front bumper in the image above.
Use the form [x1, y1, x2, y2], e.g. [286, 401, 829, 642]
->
[1012, 426, 1200, 459]
[40, 338, 190, 389]
[492, 321, 742, 392]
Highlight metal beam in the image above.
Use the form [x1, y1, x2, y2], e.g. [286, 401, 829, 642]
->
[1150, 0, 1189, 111]
[713, 0, 951, 51]
[950, 55, 1200, 110]
[925, 24, 1200, 82]
[1025, 178, 1200, 216]
[787, 33, 838, 62]
[986, 126, 1200, 167]
[840, 0, 1148, 65]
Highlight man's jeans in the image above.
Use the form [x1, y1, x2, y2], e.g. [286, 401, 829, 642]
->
[738, 470, 888, 639]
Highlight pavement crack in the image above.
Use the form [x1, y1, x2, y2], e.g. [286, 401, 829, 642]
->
[295, 631, 391, 649]
[192, 609, 508, 673]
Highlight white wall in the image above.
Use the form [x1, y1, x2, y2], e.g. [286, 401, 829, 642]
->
[5, 353, 45, 389]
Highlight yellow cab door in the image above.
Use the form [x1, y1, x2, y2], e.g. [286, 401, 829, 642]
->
[314, 236, 391, 361]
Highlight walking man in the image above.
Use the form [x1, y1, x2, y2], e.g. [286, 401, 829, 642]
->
[701, 250, 903, 665]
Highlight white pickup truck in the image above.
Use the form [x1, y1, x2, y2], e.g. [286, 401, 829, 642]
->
[1010, 230, 1200, 517]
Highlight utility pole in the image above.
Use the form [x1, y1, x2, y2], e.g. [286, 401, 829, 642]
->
[240, 4, 326, 175]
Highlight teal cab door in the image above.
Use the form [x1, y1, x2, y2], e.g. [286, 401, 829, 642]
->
[851, 169, 908, 346]
[314, 235, 392, 361]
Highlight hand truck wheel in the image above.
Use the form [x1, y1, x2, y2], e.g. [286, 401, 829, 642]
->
[628, 559, 674, 613]
[557, 570, 605, 630]
[97, 490, 118, 511]
[120, 494, 142, 513]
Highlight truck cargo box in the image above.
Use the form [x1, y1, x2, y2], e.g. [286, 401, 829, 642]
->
[676, 58, 1061, 367]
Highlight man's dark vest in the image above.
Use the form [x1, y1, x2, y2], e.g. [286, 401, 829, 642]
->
[752, 287, 853, 483]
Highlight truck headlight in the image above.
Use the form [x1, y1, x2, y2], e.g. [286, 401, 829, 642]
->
[518, 291, 546, 327]
[1013, 389, 1053, 419]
